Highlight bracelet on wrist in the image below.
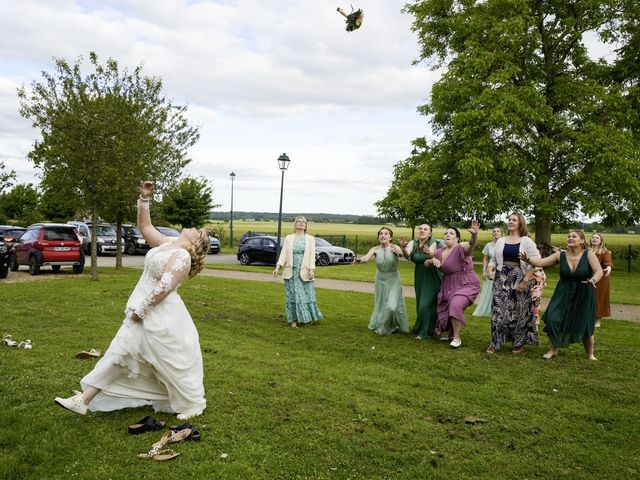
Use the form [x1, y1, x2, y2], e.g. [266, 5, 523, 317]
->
[139, 195, 150, 202]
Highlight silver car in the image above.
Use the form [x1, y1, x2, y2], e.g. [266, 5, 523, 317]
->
[315, 238, 354, 266]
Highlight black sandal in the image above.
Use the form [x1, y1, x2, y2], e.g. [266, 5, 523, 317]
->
[128, 416, 166, 435]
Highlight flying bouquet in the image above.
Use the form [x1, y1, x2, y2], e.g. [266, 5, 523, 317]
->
[337, 6, 363, 32]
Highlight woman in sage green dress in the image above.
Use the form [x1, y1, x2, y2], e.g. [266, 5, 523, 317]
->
[399, 224, 443, 338]
[472, 227, 502, 317]
[520, 229, 603, 360]
[273, 216, 323, 328]
[354, 227, 408, 335]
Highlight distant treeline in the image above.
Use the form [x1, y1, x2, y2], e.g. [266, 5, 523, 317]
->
[210, 212, 389, 224]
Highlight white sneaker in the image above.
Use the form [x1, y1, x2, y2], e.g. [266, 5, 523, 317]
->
[55, 391, 88, 415]
[449, 338, 462, 348]
[439, 336, 450, 342]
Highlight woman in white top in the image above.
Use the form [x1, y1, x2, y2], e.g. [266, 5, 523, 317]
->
[273, 216, 323, 328]
[486, 212, 540, 354]
[55, 181, 209, 420]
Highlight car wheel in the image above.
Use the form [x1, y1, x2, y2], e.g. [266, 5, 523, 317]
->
[126, 242, 136, 255]
[239, 253, 251, 265]
[317, 252, 330, 267]
[9, 254, 18, 272]
[0, 264, 8, 279]
[73, 264, 84, 274]
[52, 265, 61, 272]
[29, 256, 40, 276]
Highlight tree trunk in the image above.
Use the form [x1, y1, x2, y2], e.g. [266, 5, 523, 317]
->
[115, 217, 123, 270]
[533, 208, 552, 248]
[90, 209, 98, 281]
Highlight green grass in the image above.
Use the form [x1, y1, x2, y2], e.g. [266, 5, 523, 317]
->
[206, 262, 640, 306]
[1, 269, 639, 479]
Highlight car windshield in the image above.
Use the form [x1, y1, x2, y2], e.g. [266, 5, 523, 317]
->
[97, 225, 116, 236]
[157, 227, 181, 237]
[315, 238, 332, 247]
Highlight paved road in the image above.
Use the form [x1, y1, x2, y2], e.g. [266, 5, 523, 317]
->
[95, 253, 239, 267]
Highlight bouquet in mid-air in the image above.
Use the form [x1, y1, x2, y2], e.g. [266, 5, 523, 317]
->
[337, 5, 363, 32]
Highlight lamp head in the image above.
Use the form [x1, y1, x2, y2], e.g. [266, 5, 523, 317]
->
[278, 153, 290, 171]
[230, 172, 236, 181]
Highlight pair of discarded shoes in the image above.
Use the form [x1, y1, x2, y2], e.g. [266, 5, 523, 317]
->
[3, 335, 31, 349]
[136, 425, 200, 461]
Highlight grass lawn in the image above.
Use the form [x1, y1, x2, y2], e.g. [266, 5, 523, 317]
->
[207, 262, 640, 306]
[1, 269, 639, 479]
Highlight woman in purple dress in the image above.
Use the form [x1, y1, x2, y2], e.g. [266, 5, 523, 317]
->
[429, 220, 481, 348]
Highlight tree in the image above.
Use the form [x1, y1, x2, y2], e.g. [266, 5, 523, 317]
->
[159, 177, 215, 228]
[0, 161, 16, 195]
[18, 52, 199, 278]
[0, 183, 40, 225]
[379, 0, 640, 243]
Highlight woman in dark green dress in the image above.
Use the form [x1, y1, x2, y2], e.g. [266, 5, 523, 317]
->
[520, 230, 603, 360]
[400, 224, 443, 339]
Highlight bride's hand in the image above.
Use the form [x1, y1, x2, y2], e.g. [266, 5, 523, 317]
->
[140, 180, 155, 199]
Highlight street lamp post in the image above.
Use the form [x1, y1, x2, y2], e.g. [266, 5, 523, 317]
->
[229, 172, 236, 248]
[275, 153, 291, 261]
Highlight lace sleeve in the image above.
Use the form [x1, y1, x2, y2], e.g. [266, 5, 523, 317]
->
[131, 249, 191, 319]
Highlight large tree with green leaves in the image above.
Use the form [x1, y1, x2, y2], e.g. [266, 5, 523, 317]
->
[378, 0, 640, 243]
[18, 52, 199, 278]
[0, 183, 40, 225]
[159, 177, 215, 228]
[0, 161, 16, 195]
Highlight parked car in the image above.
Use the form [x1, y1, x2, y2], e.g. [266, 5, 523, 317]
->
[67, 220, 91, 254]
[120, 224, 150, 255]
[10, 223, 84, 275]
[208, 236, 221, 254]
[156, 226, 221, 254]
[237, 236, 283, 265]
[0, 226, 27, 249]
[85, 223, 122, 255]
[314, 237, 355, 266]
[0, 239, 9, 278]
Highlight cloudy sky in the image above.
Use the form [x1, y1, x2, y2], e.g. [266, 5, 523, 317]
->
[0, 0, 438, 216]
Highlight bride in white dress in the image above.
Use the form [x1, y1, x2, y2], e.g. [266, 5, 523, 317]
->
[55, 181, 209, 420]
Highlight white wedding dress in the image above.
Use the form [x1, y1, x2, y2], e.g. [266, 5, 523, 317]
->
[80, 242, 206, 418]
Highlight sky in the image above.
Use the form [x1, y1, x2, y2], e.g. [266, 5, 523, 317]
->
[0, 0, 436, 216]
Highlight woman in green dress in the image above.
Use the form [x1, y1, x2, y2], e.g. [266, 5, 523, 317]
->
[399, 224, 443, 339]
[520, 230, 603, 360]
[472, 227, 502, 317]
[273, 216, 323, 328]
[354, 227, 409, 335]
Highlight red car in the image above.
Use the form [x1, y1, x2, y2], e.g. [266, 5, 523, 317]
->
[9, 223, 85, 275]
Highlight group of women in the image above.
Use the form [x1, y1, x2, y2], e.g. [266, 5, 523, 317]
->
[276, 212, 614, 363]
[55, 192, 614, 423]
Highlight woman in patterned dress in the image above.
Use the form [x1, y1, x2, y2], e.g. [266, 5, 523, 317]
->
[354, 227, 409, 335]
[399, 224, 443, 339]
[486, 213, 540, 354]
[55, 181, 209, 420]
[473, 227, 503, 317]
[429, 220, 481, 348]
[521, 230, 603, 360]
[273, 216, 323, 328]
[589, 233, 613, 328]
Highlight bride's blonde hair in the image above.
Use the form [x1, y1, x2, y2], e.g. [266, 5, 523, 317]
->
[184, 230, 210, 278]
